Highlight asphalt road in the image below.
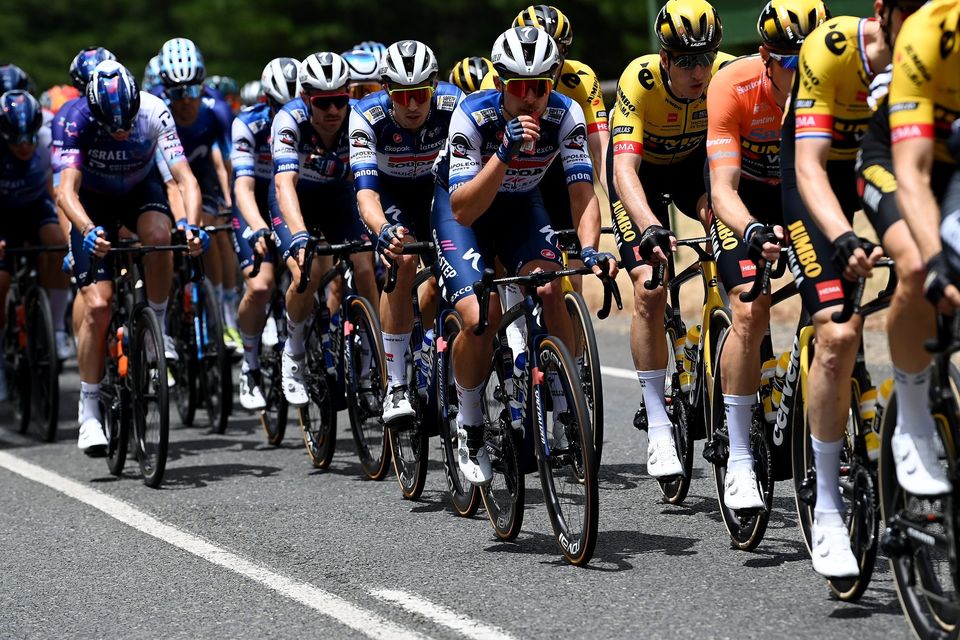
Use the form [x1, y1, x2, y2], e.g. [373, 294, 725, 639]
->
[0, 324, 909, 640]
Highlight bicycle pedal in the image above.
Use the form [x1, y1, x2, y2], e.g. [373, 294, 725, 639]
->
[797, 475, 817, 506]
[880, 526, 911, 557]
[633, 408, 648, 432]
[702, 438, 728, 465]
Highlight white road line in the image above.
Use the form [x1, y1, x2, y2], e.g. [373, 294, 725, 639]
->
[0, 451, 429, 640]
[600, 365, 636, 381]
[370, 589, 517, 640]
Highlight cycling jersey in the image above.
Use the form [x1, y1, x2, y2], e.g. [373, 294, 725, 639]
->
[271, 97, 352, 192]
[57, 92, 186, 194]
[230, 102, 273, 183]
[888, 0, 960, 163]
[438, 89, 592, 194]
[0, 125, 52, 208]
[610, 52, 733, 166]
[792, 16, 876, 161]
[173, 94, 233, 165]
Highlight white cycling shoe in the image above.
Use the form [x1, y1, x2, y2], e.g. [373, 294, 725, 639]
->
[261, 316, 279, 348]
[382, 385, 416, 424]
[892, 428, 952, 496]
[647, 436, 683, 478]
[457, 423, 492, 485]
[239, 370, 266, 411]
[723, 466, 764, 511]
[281, 350, 309, 407]
[811, 516, 860, 578]
[55, 330, 76, 360]
[77, 418, 108, 452]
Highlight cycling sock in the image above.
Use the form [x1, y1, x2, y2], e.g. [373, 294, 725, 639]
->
[149, 300, 168, 338]
[284, 312, 305, 356]
[455, 378, 484, 426]
[724, 393, 756, 471]
[638, 369, 671, 442]
[240, 331, 260, 374]
[501, 284, 526, 359]
[811, 435, 844, 517]
[893, 365, 935, 438]
[80, 381, 101, 423]
[382, 332, 410, 389]
[222, 289, 239, 332]
[547, 370, 568, 414]
[47, 288, 69, 332]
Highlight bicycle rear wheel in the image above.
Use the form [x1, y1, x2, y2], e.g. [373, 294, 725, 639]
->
[345, 296, 390, 480]
[131, 307, 170, 488]
[199, 280, 232, 434]
[260, 347, 289, 446]
[167, 283, 197, 427]
[26, 288, 59, 442]
[479, 356, 525, 540]
[102, 382, 129, 476]
[564, 291, 604, 464]
[300, 314, 338, 468]
[388, 334, 429, 500]
[657, 315, 694, 504]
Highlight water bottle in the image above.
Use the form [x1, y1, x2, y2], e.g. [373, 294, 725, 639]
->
[680, 325, 700, 392]
[869, 377, 895, 459]
[320, 318, 336, 375]
[859, 386, 879, 461]
[771, 351, 790, 410]
[760, 357, 777, 423]
[510, 352, 526, 429]
[415, 329, 435, 395]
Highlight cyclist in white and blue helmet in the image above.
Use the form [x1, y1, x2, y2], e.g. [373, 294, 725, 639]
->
[342, 50, 381, 99]
[353, 41, 388, 65]
[142, 55, 162, 93]
[240, 80, 262, 106]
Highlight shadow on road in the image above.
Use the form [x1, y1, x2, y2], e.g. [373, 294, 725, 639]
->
[161, 463, 281, 489]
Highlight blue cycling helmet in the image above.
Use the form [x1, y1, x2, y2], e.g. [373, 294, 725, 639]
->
[0, 64, 32, 94]
[342, 50, 380, 83]
[0, 90, 43, 145]
[143, 55, 162, 92]
[86, 60, 141, 133]
[159, 37, 206, 86]
[69, 46, 117, 91]
[354, 41, 388, 63]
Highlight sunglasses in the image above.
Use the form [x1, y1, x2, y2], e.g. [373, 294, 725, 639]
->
[501, 76, 553, 99]
[669, 52, 718, 69]
[3, 132, 38, 145]
[348, 82, 383, 99]
[166, 84, 203, 101]
[768, 52, 799, 70]
[387, 84, 435, 106]
[307, 93, 350, 110]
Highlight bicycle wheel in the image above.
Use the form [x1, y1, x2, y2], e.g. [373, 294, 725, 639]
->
[131, 307, 170, 488]
[345, 296, 391, 480]
[879, 367, 960, 639]
[437, 312, 481, 517]
[199, 280, 232, 434]
[388, 334, 429, 500]
[708, 321, 774, 551]
[26, 289, 59, 442]
[102, 383, 129, 476]
[657, 315, 694, 505]
[167, 283, 197, 427]
[4, 291, 31, 433]
[300, 312, 338, 468]
[259, 346, 289, 446]
[564, 291, 604, 464]
[534, 335, 598, 566]
[479, 356, 525, 540]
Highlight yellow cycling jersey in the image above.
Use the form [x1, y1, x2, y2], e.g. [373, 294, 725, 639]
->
[480, 58, 608, 134]
[792, 16, 876, 162]
[888, 0, 960, 163]
[610, 52, 734, 166]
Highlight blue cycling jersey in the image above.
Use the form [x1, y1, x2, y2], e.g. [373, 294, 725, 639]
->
[172, 94, 233, 165]
[270, 97, 352, 192]
[230, 102, 272, 183]
[0, 125, 51, 208]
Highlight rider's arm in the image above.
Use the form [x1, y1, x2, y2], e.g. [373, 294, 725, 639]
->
[56, 167, 92, 233]
[559, 101, 601, 248]
[229, 119, 267, 232]
[588, 130, 609, 198]
[706, 75, 753, 237]
[565, 63, 610, 196]
[795, 136, 851, 240]
[348, 108, 389, 233]
[211, 145, 232, 210]
[447, 107, 506, 226]
[168, 161, 203, 227]
[271, 108, 306, 235]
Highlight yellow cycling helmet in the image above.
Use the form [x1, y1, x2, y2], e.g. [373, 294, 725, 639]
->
[656, 0, 723, 54]
[757, 0, 829, 54]
[448, 56, 494, 93]
[513, 5, 574, 53]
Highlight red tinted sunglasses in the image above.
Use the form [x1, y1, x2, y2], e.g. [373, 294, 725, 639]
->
[387, 85, 434, 106]
[502, 77, 553, 98]
[308, 93, 350, 110]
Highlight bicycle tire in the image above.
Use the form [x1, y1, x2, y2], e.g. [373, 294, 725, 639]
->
[131, 306, 170, 488]
[564, 291, 604, 464]
[260, 347, 289, 446]
[27, 288, 59, 442]
[534, 335, 598, 566]
[167, 282, 197, 427]
[388, 333, 429, 500]
[103, 384, 129, 476]
[345, 296, 391, 480]
[300, 311, 338, 468]
[437, 312, 481, 517]
[657, 317, 694, 505]
[479, 358, 525, 540]
[6, 290, 31, 434]
[200, 280, 232, 434]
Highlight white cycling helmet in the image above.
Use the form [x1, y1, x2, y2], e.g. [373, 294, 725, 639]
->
[240, 80, 262, 106]
[380, 40, 438, 86]
[491, 26, 560, 77]
[261, 57, 300, 104]
[342, 50, 380, 83]
[143, 55, 162, 92]
[159, 37, 205, 86]
[298, 52, 350, 93]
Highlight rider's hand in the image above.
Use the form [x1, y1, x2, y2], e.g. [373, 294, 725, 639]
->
[496, 116, 540, 164]
[924, 252, 960, 313]
[580, 246, 619, 279]
[286, 230, 311, 267]
[177, 219, 209, 256]
[831, 231, 882, 281]
[376, 222, 406, 264]
[744, 222, 783, 265]
[82, 225, 110, 258]
[61, 250, 74, 274]
[637, 224, 675, 265]
[248, 228, 272, 257]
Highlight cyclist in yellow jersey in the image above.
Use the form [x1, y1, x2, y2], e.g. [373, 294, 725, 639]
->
[448, 57, 494, 94]
[607, 0, 727, 479]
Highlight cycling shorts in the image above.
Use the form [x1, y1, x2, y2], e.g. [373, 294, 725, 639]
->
[0, 195, 59, 273]
[858, 157, 954, 241]
[270, 183, 369, 261]
[231, 182, 272, 271]
[378, 177, 435, 244]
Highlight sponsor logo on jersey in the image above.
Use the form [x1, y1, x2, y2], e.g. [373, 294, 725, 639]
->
[351, 130, 372, 148]
[437, 95, 457, 111]
[739, 260, 757, 278]
[794, 99, 815, 109]
[889, 101, 919, 113]
[393, 132, 403, 144]
[560, 72, 581, 89]
[563, 124, 587, 150]
[278, 128, 296, 146]
[692, 109, 708, 120]
[472, 107, 497, 125]
[364, 106, 386, 123]
[667, 113, 678, 123]
[612, 125, 634, 136]
[450, 133, 474, 159]
[787, 219, 823, 278]
[736, 80, 762, 94]
[541, 248, 556, 260]
[816, 279, 844, 303]
[613, 141, 640, 154]
[542, 107, 565, 124]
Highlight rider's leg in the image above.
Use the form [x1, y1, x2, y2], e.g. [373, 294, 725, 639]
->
[218, 230, 240, 336]
[238, 262, 274, 367]
[37, 222, 71, 340]
[137, 211, 174, 345]
[380, 252, 417, 390]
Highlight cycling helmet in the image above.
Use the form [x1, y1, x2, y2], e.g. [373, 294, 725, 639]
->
[656, 0, 723, 54]
[513, 5, 574, 54]
[298, 52, 350, 93]
[0, 64, 32, 93]
[0, 90, 43, 144]
[143, 56, 162, 92]
[69, 47, 117, 90]
[260, 57, 300, 104]
[342, 50, 380, 83]
[240, 80, 262, 105]
[39, 84, 81, 114]
[381, 41, 438, 86]
[86, 60, 141, 132]
[491, 26, 561, 77]
[354, 41, 388, 63]
[207, 75, 239, 96]
[757, 0, 829, 54]
[448, 56, 494, 93]
[159, 37, 206, 86]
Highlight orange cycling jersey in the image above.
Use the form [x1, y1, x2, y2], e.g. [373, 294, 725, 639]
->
[792, 16, 876, 161]
[611, 52, 733, 166]
[888, 0, 960, 163]
[706, 56, 783, 185]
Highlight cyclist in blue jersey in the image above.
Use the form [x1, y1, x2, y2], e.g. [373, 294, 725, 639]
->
[350, 40, 464, 424]
[433, 27, 615, 484]
[0, 64, 33, 94]
[231, 57, 299, 411]
[342, 50, 381, 100]
[0, 91, 71, 399]
[271, 52, 376, 407]
[57, 61, 204, 452]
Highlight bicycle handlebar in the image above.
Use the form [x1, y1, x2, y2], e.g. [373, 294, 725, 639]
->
[295, 237, 374, 294]
[739, 252, 788, 303]
[82, 243, 192, 288]
[383, 241, 437, 294]
[831, 257, 895, 323]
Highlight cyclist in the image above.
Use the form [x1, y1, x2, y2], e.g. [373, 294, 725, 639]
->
[352, 41, 388, 66]
[448, 56, 494, 94]
[39, 85, 80, 118]
[271, 52, 376, 407]
[608, 0, 729, 479]
[882, 0, 960, 494]
[350, 39, 463, 424]
[0, 90, 71, 399]
[706, 0, 827, 510]
[231, 56, 299, 411]
[207, 75, 241, 114]
[0, 64, 33, 94]
[240, 80, 262, 106]
[142, 56, 162, 94]
[342, 50, 381, 100]
[57, 60, 203, 452]
[433, 27, 614, 484]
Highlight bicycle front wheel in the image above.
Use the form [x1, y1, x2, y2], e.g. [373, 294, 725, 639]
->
[479, 358, 525, 540]
[345, 296, 390, 480]
[564, 291, 603, 464]
[26, 288, 59, 442]
[200, 280, 232, 434]
[657, 314, 694, 505]
[388, 333, 429, 500]
[131, 307, 170, 488]
[167, 282, 197, 427]
[300, 312, 338, 468]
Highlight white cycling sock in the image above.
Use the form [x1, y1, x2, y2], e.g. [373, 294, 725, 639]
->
[80, 381, 101, 423]
[547, 370, 568, 414]
[47, 288, 69, 332]
[455, 378, 484, 426]
[812, 435, 844, 518]
[382, 332, 411, 389]
[894, 365, 936, 439]
[149, 300, 168, 339]
[240, 330, 260, 374]
[501, 284, 526, 360]
[284, 312, 305, 356]
[222, 288, 239, 331]
[638, 369, 671, 442]
[724, 393, 756, 471]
